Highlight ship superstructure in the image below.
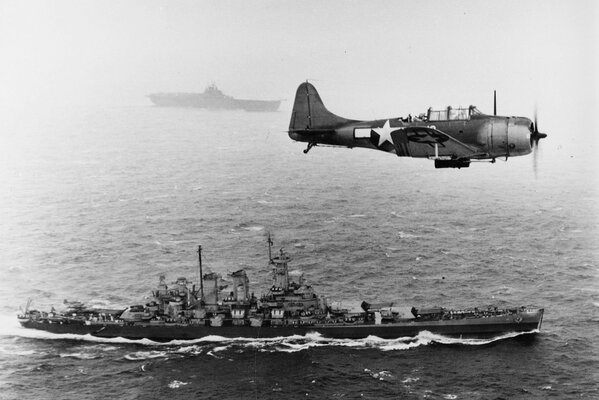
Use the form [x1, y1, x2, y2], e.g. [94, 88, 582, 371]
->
[116, 239, 327, 328]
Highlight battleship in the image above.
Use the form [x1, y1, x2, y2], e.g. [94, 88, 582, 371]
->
[18, 237, 544, 341]
[147, 84, 280, 112]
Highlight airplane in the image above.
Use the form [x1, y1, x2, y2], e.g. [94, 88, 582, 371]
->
[288, 82, 547, 168]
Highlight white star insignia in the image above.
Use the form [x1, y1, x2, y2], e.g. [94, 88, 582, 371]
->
[372, 120, 396, 147]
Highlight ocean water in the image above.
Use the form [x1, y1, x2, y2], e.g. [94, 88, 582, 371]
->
[0, 105, 597, 399]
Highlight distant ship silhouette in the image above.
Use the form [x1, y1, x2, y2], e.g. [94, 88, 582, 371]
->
[147, 84, 280, 112]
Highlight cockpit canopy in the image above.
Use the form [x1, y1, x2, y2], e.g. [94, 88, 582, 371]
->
[427, 106, 481, 121]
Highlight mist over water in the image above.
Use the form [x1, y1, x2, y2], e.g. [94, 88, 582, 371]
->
[0, 104, 596, 398]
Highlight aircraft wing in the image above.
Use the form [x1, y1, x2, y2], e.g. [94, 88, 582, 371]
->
[390, 127, 478, 159]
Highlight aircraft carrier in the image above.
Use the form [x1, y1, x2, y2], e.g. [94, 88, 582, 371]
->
[18, 238, 544, 341]
[147, 84, 280, 112]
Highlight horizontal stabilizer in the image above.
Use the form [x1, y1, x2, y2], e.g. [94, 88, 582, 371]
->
[288, 128, 336, 135]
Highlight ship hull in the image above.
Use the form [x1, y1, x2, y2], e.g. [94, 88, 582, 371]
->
[19, 311, 542, 341]
[147, 93, 280, 112]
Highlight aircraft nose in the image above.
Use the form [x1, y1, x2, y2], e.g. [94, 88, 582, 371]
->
[508, 120, 534, 156]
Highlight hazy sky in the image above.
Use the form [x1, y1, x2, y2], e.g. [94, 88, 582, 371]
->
[0, 1, 596, 126]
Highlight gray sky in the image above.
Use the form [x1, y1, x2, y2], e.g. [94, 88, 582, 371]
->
[0, 1, 596, 127]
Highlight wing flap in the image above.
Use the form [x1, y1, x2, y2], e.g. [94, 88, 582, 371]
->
[390, 127, 478, 158]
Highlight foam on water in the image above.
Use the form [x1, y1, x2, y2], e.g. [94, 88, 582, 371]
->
[59, 352, 101, 360]
[364, 368, 395, 381]
[167, 380, 189, 389]
[124, 350, 169, 361]
[0, 347, 38, 356]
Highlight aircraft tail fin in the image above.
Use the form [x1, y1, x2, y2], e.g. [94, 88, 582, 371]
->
[288, 82, 354, 132]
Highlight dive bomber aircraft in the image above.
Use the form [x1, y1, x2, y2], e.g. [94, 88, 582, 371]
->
[288, 82, 547, 168]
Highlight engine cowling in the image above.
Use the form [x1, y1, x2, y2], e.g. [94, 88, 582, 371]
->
[487, 117, 533, 158]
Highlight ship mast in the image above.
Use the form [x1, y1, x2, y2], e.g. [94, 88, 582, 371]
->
[197, 245, 204, 301]
[267, 232, 273, 263]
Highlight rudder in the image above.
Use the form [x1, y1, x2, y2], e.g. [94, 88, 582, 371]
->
[288, 82, 354, 132]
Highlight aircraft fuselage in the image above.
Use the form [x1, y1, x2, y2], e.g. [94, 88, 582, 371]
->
[290, 115, 533, 159]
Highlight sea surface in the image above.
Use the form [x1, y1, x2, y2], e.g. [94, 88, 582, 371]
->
[0, 104, 597, 399]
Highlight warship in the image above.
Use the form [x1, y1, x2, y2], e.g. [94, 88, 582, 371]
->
[18, 237, 544, 341]
[147, 84, 280, 112]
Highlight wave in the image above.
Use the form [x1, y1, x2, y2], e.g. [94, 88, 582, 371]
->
[232, 222, 264, 232]
[59, 352, 100, 360]
[151, 330, 539, 353]
[167, 380, 189, 389]
[397, 231, 418, 239]
[364, 368, 395, 381]
[0, 347, 39, 356]
[124, 350, 169, 361]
